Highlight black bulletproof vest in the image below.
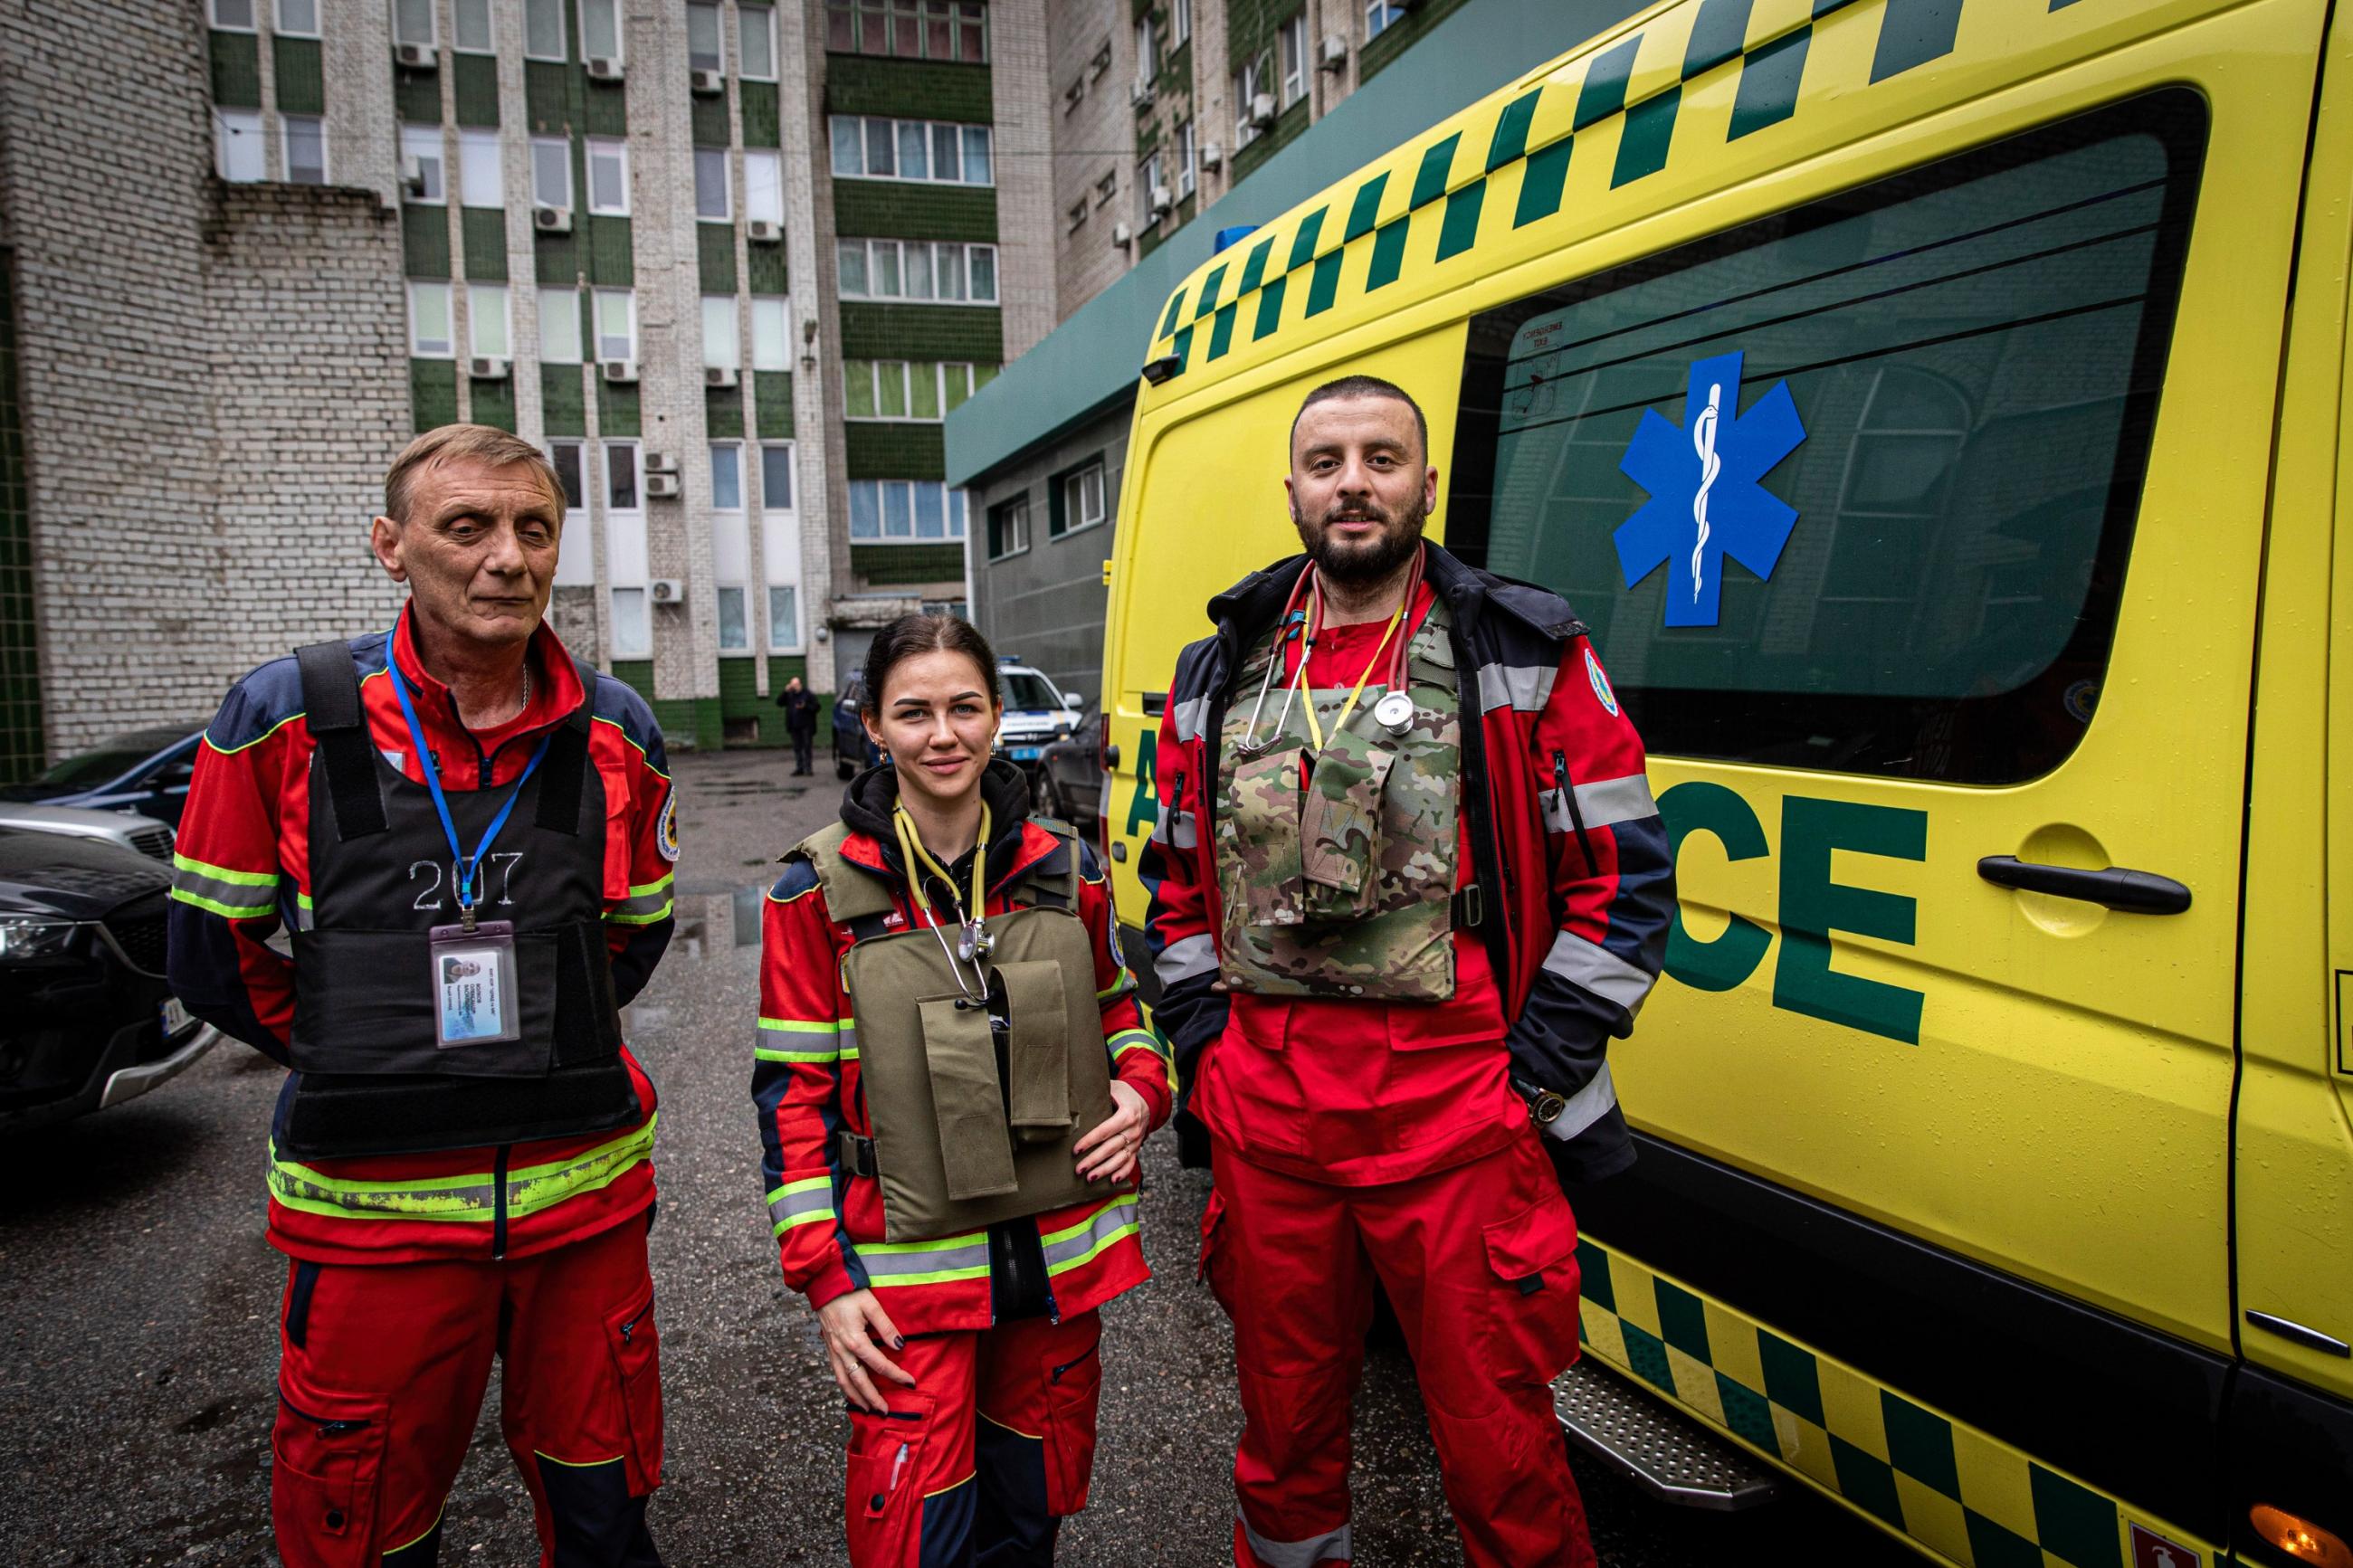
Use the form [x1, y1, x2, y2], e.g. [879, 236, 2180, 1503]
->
[276, 640, 640, 1160]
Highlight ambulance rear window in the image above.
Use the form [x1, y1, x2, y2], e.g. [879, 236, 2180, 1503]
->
[1447, 90, 2205, 785]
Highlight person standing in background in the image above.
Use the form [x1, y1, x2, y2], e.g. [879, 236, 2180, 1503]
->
[778, 675, 821, 776]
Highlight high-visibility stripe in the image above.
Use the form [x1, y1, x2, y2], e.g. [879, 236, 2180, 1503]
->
[1475, 660, 1557, 714]
[859, 1230, 993, 1286]
[606, 873, 673, 925]
[1109, 1030, 1175, 1094]
[173, 852, 276, 887]
[756, 1016, 859, 1063]
[169, 886, 275, 920]
[1540, 932, 1658, 1014]
[1042, 1195, 1141, 1275]
[767, 1174, 838, 1235]
[266, 1116, 655, 1223]
[1540, 773, 1659, 834]
[1241, 1516, 1352, 1568]
[1538, 1060, 1618, 1143]
[171, 854, 281, 917]
[1156, 932, 1216, 985]
[1171, 695, 1211, 744]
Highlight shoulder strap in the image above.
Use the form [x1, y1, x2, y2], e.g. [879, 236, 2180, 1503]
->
[530, 653, 601, 835]
[294, 641, 386, 840]
[1014, 818, 1082, 913]
[795, 822, 900, 939]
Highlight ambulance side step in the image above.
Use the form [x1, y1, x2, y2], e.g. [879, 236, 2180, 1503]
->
[1554, 1361, 1782, 1512]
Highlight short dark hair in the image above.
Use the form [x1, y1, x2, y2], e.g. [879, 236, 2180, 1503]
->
[1290, 375, 1429, 462]
[861, 613, 1000, 715]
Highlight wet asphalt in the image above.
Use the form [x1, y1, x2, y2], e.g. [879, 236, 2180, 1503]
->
[0, 748, 1910, 1566]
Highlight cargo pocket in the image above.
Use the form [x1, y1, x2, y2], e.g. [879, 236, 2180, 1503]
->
[604, 1282, 664, 1494]
[990, 961, 1072, 1145]
[1298, 741, 1394, 923]
[919, 994, 1021, 1200]
[1039, 1321, 1104, 1515]
[271, 1377, 387, 1568]
[1480, 1189, 1584, 1386]
[1196, 1188, 1234, 1314]
[845, 1395, 932, 1568]
[1224, 749, 1307, 928]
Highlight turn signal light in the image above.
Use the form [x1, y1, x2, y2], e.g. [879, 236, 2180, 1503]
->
[2252, 1505, 2353, 1568]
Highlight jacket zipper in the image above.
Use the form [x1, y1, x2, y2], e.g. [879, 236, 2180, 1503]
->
[491, 1143, 511, 1259]
[1554, 748, 1600, 879]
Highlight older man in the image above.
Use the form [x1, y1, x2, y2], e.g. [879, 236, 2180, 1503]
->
[167, 425, 679, 1567]
[1141, 376, 1675, 1567]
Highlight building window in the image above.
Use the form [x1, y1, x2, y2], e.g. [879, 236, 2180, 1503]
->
[686, 1, 723, 71]
[586, 137, 628, 214]
[468, 283, 510, 360]
[750, 296, 791, 371]
[214, 109, 264, 181]
[211, 0, 257, 31]
[714, 585, 748, 651]
[392, 0, 434, 48]
[842, 362, 995, 422]
[849, 480, 968, 539]
[1170, 0, 1190, 48]
[1234, 55, 1270, 145]
[835, 239, 996, 303]
[829, 116, 993, 185]
[547, 439, 586, 509]
[1066, 198, 1089, 233]
[408, 281, 455, 357]
[530, 136, 570, 209]
[739, 4, 776, 79]
[701, 295, 739, 369]
[400, 123, 445, 203]
[273, 0, 319, 38]
[1367, 0, 1405, 40]
[693, 147, 730, 221]
[610, 588, 649, 655]
[538, 285, 582, 363]
[453, 0, 493, 54]
[281, 115, 328, 183]
[986, 497, 1031, 559]
[767, 584, 805, 654]
[760, 442, 795, 511]
[1281, 14, 1308, 107]
[524, 0, 567, 60]
[578, 0, 621, 63]
[744, 148, 783, 225]
[594, 287, 636, 362]
[941, 362, 996, 412]
[1134, 13, 1157, 81]
[1138, 151, 1165, 227]
[1176, 119, 1196, 199]
[1094, 168, 1116, 207]
[459, 128, 503, 208]
[710, 442, 743, 510]
[1053, 461, 1106, 537]
[825, 0, 986, 62]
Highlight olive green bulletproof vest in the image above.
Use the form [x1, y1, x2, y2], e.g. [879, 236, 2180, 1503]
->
[796, 822, 1117, 1243]
[1215, 597, 1463, 1001]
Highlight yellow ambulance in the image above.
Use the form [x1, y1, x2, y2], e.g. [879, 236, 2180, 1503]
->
[1097, 0, 2353, 1563]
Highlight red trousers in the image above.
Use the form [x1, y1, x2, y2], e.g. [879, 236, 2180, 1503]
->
[844, 1310, 1105, 1568]
[271, 1218, 662, 1568]
[1202, 1133, 1597, 1568]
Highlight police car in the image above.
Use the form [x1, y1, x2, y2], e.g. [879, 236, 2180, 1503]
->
[990, 658, 1084, 771]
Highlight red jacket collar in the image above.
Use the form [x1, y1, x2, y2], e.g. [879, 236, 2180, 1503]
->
[389, 603, 587, 737]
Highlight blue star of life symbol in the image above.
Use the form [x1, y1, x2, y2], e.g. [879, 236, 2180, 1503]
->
[1615, 351, 1806, 628]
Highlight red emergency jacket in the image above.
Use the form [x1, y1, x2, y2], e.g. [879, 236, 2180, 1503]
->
[755, 765, 1175, 1333]
[166, 608, 677, 1264]
[1140, 543, 1675, 1182]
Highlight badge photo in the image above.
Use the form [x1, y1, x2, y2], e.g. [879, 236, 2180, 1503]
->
[429, 919, 522, 1048]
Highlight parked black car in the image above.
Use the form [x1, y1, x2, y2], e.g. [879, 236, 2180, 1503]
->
[0, 723, 206, 828]
[1034, 704, 1110, 830]
[833, 675, 885, 779]
[0, 826, 215, 1130]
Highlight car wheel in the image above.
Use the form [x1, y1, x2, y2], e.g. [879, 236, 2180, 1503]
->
[1037, 773, 1067, 821]
[836, 751, 857, 780]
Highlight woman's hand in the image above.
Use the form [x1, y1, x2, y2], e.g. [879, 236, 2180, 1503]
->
[1073, 1079, 1150, 1185]
[815, 1289, 918, 1413]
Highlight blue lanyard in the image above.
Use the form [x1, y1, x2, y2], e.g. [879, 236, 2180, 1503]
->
[386, 650, 551, 912]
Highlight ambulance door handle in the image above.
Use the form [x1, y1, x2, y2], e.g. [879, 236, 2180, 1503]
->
[1976, 857, 2191, 915]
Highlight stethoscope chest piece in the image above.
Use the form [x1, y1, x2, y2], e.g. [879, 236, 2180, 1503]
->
[1371, 690, 1416, 736]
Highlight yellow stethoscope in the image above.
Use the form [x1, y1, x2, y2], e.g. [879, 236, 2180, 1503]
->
[893, 800, 992, 1001]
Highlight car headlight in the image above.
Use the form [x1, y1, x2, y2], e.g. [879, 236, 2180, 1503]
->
[0, 917, 81, 962]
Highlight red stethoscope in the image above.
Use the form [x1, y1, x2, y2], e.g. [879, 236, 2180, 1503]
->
[1234, 547, 1424, 758]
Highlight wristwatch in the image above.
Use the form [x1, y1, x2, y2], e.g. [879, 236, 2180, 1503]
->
[1510, 1075, 1568, 1126]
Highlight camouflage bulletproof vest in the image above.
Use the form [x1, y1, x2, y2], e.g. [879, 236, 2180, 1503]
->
[1215, 597, 1462, 1000]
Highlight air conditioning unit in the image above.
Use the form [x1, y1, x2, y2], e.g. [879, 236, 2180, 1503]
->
[468, 356, 510, 380]
[1201, 141, 1224, 171]
[586, 55, 624, 81]
[690, 67, 724, 95]
[1148, 185, 1173, 219]
[644, 473, 682, 499]
[601, 358, 639, 384]
[704, 366, 739, 389]
[399, 156, 427, 197]
[1129, 73, 1155, 109]
[532, 204, 572, 233]
[648, 578, 686, 603]
[394, 41, 435, 70]
[643, 451, 680, 474]
[1111, 221, 1133, 247]
[1319, 34, 1348, 71]
[746, 218, 783, 243]
[1248, 92, 1277, 128]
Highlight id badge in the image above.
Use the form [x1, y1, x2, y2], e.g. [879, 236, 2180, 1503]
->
[428, 919, 521, 1048]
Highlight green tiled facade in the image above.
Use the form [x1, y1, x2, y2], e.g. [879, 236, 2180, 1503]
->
[403, 204, 451, 277]
[395, 65, 440, 122]
[705, 386, 743, 440]
[831, 182, 996, 243]
[410, 359, 459, 432]
[740, 81, 781, 147]
[824, 57, 992, 122]
[543, 364, 587, 434]
[587, 215, 633, 286]
[853, 543, 963, 584]
[754, 372, 795, 439]
[273, 36, 325, 115]
[597, 376, 641, 436]
[844, 422, 945, 480]
[470, 374, 517, 432]
[747, 240, 788, 296]
[0, 252, 43, 780]
[453, 54, 500, 127]
[697, 223, 737, 292]
[1359, 0, 1477, 81]
[839, 302, 1001, 363]
[462, 208, 507, 280]
[210, 30, 262, 109]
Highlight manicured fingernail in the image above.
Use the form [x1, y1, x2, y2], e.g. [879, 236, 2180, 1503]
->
[893, 1335, 906, 1348]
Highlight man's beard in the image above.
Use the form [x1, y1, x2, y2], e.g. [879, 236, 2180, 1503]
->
[1292, 496, 1427, 585]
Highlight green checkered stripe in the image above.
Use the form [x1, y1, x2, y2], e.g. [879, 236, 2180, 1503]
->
[1573, 1237, 2223, 1568]
[1144, 0, 2021, 382]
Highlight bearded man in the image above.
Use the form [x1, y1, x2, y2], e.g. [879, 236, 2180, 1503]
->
[1139, 375, 1676, 1567]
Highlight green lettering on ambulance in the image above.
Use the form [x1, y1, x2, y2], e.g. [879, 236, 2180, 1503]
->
[1772, 797, 1927, 1045]
[1124, 726, 1160, 839]
[1659, 781, 1774, 993]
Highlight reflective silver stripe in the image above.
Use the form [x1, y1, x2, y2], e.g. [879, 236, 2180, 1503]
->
[859, 1235, 993, 1282]
[1475, 660, 1556, 714]
[1042, 1195, 1141, 1272]
[1538, 1060, 1618, 1143]
[168, 863, 278, 917]
[1541, 773, 1658, 835]
[291, 895, 315, 932]
[767, 1177, 836, 1231]
[1240, 1516, 1353, 1568]
[612, 886, 672, 920]
[1540, 931, 1657, 1014]
[1172, 695, 1211, 743]
[1152, 805, 1198, 850]
[1157, 932, 1217, 985]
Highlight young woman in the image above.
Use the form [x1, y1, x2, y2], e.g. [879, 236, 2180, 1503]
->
[753, 613, 1174, 1567]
